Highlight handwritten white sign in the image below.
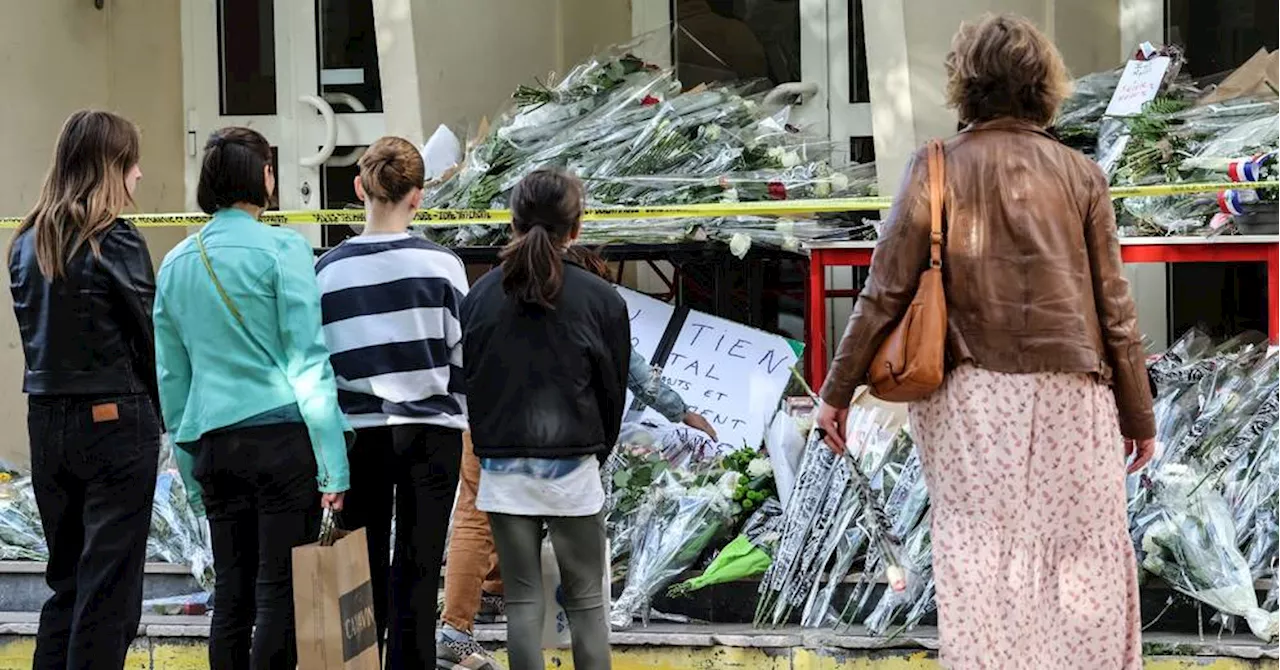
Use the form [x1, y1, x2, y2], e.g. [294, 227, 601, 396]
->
[615, 287, 674, 414]
[1104, 57, 1171, 118]
[643, 311, 797, 451]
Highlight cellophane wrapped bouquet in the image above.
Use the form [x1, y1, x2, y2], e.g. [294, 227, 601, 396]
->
[1140, 464, 1278, 640]
[420, 39, 877, 249]
[608, 467, 739, 629]
[0, 438, 215, 591]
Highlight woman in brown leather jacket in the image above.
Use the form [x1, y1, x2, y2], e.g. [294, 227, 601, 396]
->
[814, 15, 1156, 670]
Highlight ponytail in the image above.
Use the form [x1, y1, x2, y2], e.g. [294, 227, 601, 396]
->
[500, 224, 564, 309]
[501, 168, 584, 309]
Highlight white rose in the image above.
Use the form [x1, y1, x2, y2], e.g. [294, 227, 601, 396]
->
[746, 458, 773, 478]
[814, 179, 832, 198]
[729, 233, 752, 258]
[781, 151, 801, 168]
[704, 124, 722, 141]
[831, 172, 850, 192]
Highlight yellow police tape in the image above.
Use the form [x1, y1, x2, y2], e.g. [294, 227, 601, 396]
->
[0, 180, 1272, 229]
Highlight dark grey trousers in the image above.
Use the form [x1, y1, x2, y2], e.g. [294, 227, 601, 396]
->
[487, 512, 611, 670]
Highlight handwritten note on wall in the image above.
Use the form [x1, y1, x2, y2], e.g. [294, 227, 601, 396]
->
[642, 312, 796, 451]
[1104, 57, 1171, 118]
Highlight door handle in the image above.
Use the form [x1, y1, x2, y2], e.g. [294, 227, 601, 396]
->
[763, 82, 820, 110]
[322, 93, 368, 168]
[298, 94, 338, 167]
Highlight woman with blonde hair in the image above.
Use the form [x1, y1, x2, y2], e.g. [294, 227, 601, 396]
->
[815, 15, 1154, 669]
[315, 136, 470, 667]
[9, 110, 160, 670]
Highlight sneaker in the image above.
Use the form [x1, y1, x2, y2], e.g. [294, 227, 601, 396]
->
[436, 634, 503, 670]
[475, 591, 506, 624]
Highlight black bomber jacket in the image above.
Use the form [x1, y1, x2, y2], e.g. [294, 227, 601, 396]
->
[461, 260, 631, 460]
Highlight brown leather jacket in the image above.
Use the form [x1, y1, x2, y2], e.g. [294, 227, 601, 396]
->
[820, 118, 1156, 439]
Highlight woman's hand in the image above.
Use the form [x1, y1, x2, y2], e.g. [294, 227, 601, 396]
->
[1125, 438, 1156, 474]
[815, 400, 849, 455]
[682, 411, 718, 441]
[321, 492, 345, 512]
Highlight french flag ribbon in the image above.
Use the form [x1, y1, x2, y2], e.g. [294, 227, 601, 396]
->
[1227, 152, 1277, 182]
[1227, 159, 1258, 182]
[1217, 189, 1252, 215]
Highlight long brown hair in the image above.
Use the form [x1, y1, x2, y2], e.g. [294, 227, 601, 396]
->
[500, 169, 584, 309]
[15, 110, 140, 279]
[564, 245, 610, 280]
[359, 137, 425, 203]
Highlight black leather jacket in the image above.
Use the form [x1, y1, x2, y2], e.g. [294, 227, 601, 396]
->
[461, 261, 631, 461]
[9, 219, 160, 412]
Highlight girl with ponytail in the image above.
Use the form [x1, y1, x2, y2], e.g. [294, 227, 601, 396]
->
[460, 169, 629, 670]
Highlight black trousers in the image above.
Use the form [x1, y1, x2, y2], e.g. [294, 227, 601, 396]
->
[191, 423, 320, 670]
[342, 424, 462, 669]
[27, 394, 160, 670]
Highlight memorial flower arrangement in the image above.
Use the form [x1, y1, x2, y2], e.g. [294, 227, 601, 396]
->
[419, 42, 877, 249]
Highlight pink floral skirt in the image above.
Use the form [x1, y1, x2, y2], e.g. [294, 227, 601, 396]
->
[909, 366, 1142, 670]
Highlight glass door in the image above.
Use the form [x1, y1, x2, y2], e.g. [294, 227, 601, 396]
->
[182, 0, 388, 246]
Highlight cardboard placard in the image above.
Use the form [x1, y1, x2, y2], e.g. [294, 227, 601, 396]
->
[641, 311, 797, 451]
[616, 287, 676, 413]
[1105, 57, 1172, 117]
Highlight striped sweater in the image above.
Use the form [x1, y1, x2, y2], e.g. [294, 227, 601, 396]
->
[315, 232, 469, 430]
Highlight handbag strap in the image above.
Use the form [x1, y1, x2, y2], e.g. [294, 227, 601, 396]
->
[927, 139, 946, 269]
[194, 232, 287, 376]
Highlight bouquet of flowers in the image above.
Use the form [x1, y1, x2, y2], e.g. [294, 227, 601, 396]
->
[148, 470, 214, 590]
[420, 41, 878, 250]
[667, 496, 784, 597]
[719, 446, 778, 518]
[861, 513, 935, 638]
[1140, 464, 1278, 641]
[609, 468, 740, 629]
[0, 476, 47, 561]
[756, 408, 907, 628]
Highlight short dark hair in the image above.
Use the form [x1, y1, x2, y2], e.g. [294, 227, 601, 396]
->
[945, 14, 1072, 126]
[196, 127, 272, 214]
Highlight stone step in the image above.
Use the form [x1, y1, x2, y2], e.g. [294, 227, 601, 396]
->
[0, 562, 202, 612]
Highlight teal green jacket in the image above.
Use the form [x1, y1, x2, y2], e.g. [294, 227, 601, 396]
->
[154, 208, 351, 513]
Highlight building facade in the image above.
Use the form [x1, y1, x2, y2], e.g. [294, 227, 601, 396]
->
[0, 0, 1270, 465]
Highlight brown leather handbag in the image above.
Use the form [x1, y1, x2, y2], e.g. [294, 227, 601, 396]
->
[868, 139, 948, 402]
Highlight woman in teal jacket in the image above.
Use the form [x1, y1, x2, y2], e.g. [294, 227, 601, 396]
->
[153, 127, 350, 670]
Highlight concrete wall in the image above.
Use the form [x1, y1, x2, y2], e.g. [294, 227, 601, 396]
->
[0, 0, 186, 467]
[378, 0, 631, 144]
[0, 0, 632, 467]
[859, 0, 1169, 353]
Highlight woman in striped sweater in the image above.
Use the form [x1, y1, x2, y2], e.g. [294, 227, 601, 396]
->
[314, 136, 470, 668]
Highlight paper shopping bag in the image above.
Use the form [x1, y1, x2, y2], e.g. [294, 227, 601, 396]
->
[540, 536, 611, 649]
[292, 527, 380, 670]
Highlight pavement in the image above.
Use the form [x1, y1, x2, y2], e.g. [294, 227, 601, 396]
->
[0, 614, 1275, 669]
